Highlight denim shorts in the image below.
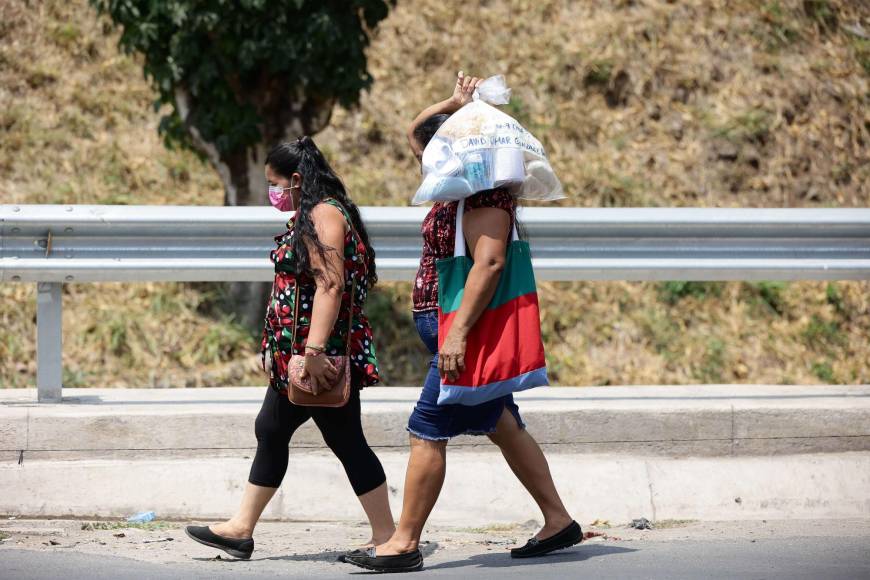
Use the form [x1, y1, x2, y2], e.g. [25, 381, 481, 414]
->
[406, 310, 525, 441]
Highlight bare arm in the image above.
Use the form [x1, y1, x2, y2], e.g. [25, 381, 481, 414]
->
[302, 203, 347, 393]
[438, 207, 511, 381]
[407, 71, 483, 160]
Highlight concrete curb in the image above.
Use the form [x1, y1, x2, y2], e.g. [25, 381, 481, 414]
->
[3, 451, 869, 524]
[2, 385, 869, 458]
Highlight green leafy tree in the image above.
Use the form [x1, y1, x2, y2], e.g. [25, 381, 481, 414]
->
[91, 0, 393, 328]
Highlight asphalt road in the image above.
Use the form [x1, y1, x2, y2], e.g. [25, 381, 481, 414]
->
[4, 535, 870, 580]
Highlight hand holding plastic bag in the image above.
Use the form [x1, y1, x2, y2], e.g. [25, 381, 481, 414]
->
[473, 74, 512, 105]
[413, 75, 565, 205]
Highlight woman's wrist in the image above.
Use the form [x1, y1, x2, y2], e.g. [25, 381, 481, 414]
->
[437, 97, 462, 115]
[448, 324, 470, 340]
[305, 343, 326, 357]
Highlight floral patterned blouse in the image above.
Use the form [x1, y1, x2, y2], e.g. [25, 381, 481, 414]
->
[261, 198, 380, 390]
[412, 188, 516, 312]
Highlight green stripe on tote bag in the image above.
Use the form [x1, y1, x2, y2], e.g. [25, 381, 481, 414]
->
[436, 198, 548, 406]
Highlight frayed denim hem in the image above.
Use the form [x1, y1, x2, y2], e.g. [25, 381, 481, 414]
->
[406, 400, 526, 442]
[406, 426, 450, 442]
[405, 425, 525, 441]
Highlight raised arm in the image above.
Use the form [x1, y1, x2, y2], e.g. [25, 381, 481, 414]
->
[407, 71, 483, 160]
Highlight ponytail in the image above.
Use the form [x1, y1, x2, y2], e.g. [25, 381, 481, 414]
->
[265, 137, 378, 288]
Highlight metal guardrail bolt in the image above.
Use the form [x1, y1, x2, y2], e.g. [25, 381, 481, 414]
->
[11, 227, 20, 233]
[65, 206, 73, 212]
[12, 206, 20, 212]
[11, 276, 21, 281]
[65, 227, 74, 233]
[65, 276, 73, 282]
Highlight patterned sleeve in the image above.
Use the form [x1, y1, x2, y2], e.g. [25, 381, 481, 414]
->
[260, 300, 271, 353]
[464, 187, 516, 216]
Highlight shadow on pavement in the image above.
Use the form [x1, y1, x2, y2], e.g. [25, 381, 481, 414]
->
[422, 544, 637, 571]
[238, 542, 441, 563]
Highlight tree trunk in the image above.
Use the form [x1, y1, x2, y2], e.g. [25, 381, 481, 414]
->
[223, 142, 271, 333]
[174, 88, 334, 334]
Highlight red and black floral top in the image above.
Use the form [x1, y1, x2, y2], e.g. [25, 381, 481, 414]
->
[413, 188, 516, 313]
[262, 199, 380, 390]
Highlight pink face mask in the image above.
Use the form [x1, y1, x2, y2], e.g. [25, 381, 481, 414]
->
[268, 185, 295, 212]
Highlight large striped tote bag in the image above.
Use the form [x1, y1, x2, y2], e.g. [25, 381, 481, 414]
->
[436, 199, 548, 405]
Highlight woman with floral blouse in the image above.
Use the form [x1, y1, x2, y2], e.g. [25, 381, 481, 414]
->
[185, 137, 394, 561]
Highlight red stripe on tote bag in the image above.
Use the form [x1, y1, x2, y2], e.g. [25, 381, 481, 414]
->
[436, 198, 548, 406]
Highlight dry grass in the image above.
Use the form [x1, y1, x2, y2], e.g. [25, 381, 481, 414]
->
[319, 0, 869, 208]
[0, 0, 222, 206]
[1, 0, 868, 388]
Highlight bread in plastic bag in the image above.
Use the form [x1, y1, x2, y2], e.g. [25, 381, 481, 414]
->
[412, 75, 565, 205]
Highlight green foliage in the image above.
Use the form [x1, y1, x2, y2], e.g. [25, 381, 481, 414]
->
[802, 315, 845, 350]
[714, 109, 772, 144]
[63, 367, 91, 388]
[811, 360, 835, 383]
[584, 60, 613, 86]
[193, 318, 253, 365]
[364, 284, 428, 385]
[639, 308, 680, 360]
[694, 337, 726, 383]
[659, 282, 722, 305]
[746, 281, 788, 315]
[825, 282, 846, 315]
[106, 315, 130, 357]
[848, 36, 870, 77]
[803, 0, 838, 32]
[504, 96, 532, 128]
[50, 23, 82, 48]
[589, 168, 646, 207]
[760, 2, 802, 49]
[91, 0, 394, 154]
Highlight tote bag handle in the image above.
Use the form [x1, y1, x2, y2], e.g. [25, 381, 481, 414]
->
[453, 198, 520, 259]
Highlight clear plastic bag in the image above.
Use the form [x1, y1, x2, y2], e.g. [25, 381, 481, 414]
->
[412, 75, 565, 205]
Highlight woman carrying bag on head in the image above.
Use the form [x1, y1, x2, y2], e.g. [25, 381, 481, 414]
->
[343, 73, 581, 574]
[185, 136, 394, 560]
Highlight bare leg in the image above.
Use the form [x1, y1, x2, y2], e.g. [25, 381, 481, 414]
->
[356, 481, 396, 547]
[488, 408, 573, 539]
[210, 482, 277, 539]
[376, 436, 447, 555]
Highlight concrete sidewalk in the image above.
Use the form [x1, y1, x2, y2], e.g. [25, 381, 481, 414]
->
[1, 385, 869, 524]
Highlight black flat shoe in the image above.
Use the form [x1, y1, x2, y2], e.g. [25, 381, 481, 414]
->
[510, 520, 582, 558]
[343, 547, 424, 573]
[337, 547, 368, 563]
[184, 525, 254, 560]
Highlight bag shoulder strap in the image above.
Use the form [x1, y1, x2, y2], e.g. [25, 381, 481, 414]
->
[453, 197, 520, 259]
[290, 276, 356, 357]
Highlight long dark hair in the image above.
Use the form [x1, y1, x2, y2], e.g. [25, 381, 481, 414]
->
[265, 137, 377, 287]
[413, 113, 450, 150]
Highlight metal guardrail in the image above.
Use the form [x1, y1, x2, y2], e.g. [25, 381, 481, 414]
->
[2, 204, 870, 402]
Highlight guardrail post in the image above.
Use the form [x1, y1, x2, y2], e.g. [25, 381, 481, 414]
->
[36, 282, 63, 403]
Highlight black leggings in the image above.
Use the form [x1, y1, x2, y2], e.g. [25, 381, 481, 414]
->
[248, 386, 386, 496]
